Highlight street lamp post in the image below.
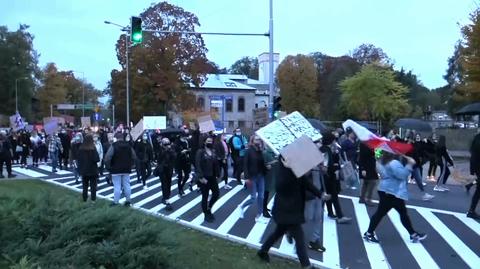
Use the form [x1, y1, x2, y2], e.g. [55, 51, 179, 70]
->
[15, 77, 28, 113]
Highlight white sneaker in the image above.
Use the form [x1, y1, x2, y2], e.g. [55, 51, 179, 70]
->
[441, 185, 450, 191]
[238, 206, 246, 219]
[433, 185, 445, 192]
[143, 186, 148, 190]
[422, 182, 427, 186]
[422, 193, 434, 201]
[408, 179, 415, 184]
[255, 215, 268, 224]
[224, 185, 232, 190]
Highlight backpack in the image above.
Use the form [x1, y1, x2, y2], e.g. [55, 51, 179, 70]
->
[228, 135, 238, 157]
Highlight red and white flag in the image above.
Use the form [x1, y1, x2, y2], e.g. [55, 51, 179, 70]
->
[342, 119, 412, 155]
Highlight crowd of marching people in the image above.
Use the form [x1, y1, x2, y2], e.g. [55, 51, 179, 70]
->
[1, 122, 479, 269]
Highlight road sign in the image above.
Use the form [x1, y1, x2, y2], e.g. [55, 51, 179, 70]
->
[57, 104, 76, 110]
[75, 104, 95, 109]
[253, 107, 269, 128]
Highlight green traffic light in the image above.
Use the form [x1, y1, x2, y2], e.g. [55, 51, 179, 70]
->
[132, 32, 142, 42]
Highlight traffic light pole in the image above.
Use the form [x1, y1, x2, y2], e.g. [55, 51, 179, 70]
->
[125, 34, 130, 126]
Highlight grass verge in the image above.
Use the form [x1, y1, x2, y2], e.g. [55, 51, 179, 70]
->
[0, 179, 297, 269]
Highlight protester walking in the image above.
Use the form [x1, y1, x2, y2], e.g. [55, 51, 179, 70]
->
[232, 128, 248, 185]
[0, 131, 16, 178]
[195, 136, 220, 223]
[467, 132, 480, 219]
[29, 131, 41, 167]
[19, 130, 30, 168]
[262, 147, 278, 218]
[77, 135, 100, 202]
[433, 135, 454, 192]
[156, 138, 176, 209]
[48, 133, 63, 173]
[258, 155, 326, 269]
[93, 134, 103, 177]
[175, 133, 192, 195]
[70, 133, 83, 183]
[427, 134, 438, 181]
[358, 142, 379, 206]
[104, 132, 137, 207]
[134, 133, 154, 189]
[238, 136, 268, 223]
[214, 134, 230, 189]
[321, 133, 352, 224]
[408, 134, 435, 200]
[363, 151, 427, 243]
[58, 129, 71, 170]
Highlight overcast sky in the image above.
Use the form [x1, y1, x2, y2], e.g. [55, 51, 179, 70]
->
[2, 0, 477, 91]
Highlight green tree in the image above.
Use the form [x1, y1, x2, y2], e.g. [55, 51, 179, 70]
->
[457, 8, 480, 102]
[277, 54, 319, 117]
[229, 56, 259, 79]
[0, 25, 39, 120]
[36, 63, 67, 118]
[340, 64, 410, 123]
[107, 1, 213, 123]
[311, 52, 361, 120]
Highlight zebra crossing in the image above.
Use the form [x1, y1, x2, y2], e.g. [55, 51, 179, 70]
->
[11, 165, 480, 269]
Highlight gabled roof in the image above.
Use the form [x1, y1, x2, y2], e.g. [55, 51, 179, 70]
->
[190, 74, 256, 90]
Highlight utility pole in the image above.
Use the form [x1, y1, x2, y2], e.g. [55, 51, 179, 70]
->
[125, 34, 130, 125]
[268, 0, 275, 115]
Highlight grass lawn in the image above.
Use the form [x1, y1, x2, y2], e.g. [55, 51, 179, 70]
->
[0, 179, 297, 269]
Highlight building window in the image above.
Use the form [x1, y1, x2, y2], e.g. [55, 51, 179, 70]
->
[238, 120, 245, 128]
[228, 121, 234, 129]
[226, 99, 233, 112]
[197, 97, 205, 111]
[238, 97, 245, 112]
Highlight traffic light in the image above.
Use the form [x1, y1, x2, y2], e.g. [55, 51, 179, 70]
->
[130, 16, 142, 43]
[272, 96, 282, 119]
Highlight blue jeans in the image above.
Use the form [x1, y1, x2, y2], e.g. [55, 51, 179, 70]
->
[49, 151, 58, 171]
[411, 167, 425, 192]
[112, 174, 131, 204]
[304, 199, 323, 242]
[241, 174, 265, 216]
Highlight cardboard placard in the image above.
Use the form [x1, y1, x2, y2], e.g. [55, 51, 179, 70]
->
[43, 117, 65, 125]
[256, 111, 322, 155]
[81, 117, 91, 128]
[143, 116, 166, 130]
[44, 119, 59, 135]
[280, 135, 324, 178]
[130, 119, 144, 141]
[198, 115, 215, 133]
[107, 133, 114, 142]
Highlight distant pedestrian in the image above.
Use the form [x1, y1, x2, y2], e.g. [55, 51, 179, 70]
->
[48, 133, 63, 173]
[134, 133, 153, 189]
[433, 135, 454, 192]
[0, 131, 16, 178]
[262, 147, 278, 218]
[358, 142, 379, 206]
[70, 133, 83, 183]
[104, 132, 137, 207]
[156, 138, 176, 210]
[363, 151, 427, 243]
[29, 131, 41, 167]
[214, 133, 230, 189]
[195, 136, 220, 223]
[77, 134, 100, 202]
[467, 132, 480, 219]
[175, 131, 192, 195]
[426, 134, 438, 181]
[232, 128, 248, 185]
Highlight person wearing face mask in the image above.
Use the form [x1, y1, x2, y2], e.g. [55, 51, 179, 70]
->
[232, 128, 248, 185]
[70, 133, 83, 183]
[156, 137, 176, 210]
[174, 133, 192, 196]
[406, 134, 435, 200]
[214, 133, 230, 189]
[238, 136, 268, 223]
[29, 131, 41, 167]
[48, 132, 63, 173]
[195, 137, 220, 223]
[134, 133, 154, 189]
[93, 134, 103, 176]
[58, 129, 71, 170]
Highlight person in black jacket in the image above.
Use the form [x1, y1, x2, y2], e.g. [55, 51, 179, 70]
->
[214, 133, 230, 189]
[175, 133, 192, 196]
[104, 132, 137, 206]
[77, 134, 100, 202]
[238, 136, 268, 223]
[407, 134, 435, 200]
[433, 135, 454, 192]
[358, 142, 378, 206]
[0, 131, 16, 178]
[58, 129, 71, 170]
[134, 133, 154, 189]
[257, 155, 326, 268]
[156, 137, 176, 210]
[195, 136, 220, 223]
[321, 132, 352, 224]
[467, 132, 480, 219]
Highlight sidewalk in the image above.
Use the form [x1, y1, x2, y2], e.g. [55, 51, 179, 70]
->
[450, 150, 470, 158]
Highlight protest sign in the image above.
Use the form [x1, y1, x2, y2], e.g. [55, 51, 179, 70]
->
[198, 115, 215, 133]
[81, 117, 91, 128]
[130, 119, 144, 141]
[43, 117, 65, 125]
[44, 118, 59, 135]
[256, 111, 322, 155]
[143, 116, 166, 130]
[280, 135, 324, 178]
